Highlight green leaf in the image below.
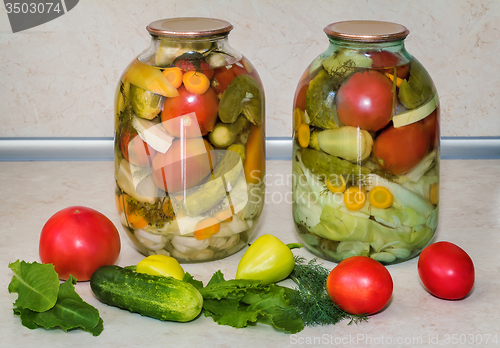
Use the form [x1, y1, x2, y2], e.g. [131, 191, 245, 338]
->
[305, 69, 339, 130]
[244, 285, 304, 334]
[203, 298, 260, 328]
[183, 272, 204, 290]
[9, 262, 104, 336]
[200, 278, 264, 301]
[14, 276, 103, 336]
[8, 260, 59, 312]
[206, 270, 226, 286]
[13, 307, 38, 329]
[398, 61, 434, 109]
[199, 271, 304, 334]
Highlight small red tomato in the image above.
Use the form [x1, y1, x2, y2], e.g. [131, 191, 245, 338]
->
[373, 122, 430, 175]
[326, 256, 393, 315]
[365, 50, 410, 79]
[212, 67, 236, 94]
[39, 206, 121, 281]
[211, 60, 253, 94]
[418, 241, 475, 300]
[336, 70, 394, 132]
[161, 85, 219, 138]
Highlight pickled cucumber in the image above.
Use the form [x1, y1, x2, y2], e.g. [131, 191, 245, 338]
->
[184, 149, 245, 216]
[208, 116, 250, 148]
[130, 84, 163, 120]
[218, 75, 263, 126]
[300, 147, 371, 177]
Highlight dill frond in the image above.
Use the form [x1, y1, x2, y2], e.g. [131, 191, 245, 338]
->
[288, 256, 367, 326]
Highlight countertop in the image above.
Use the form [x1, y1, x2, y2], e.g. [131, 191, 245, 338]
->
[1, 159, 499, 348]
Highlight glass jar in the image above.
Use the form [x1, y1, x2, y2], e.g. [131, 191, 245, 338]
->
[114, 18, 265, 262]
[292, 20, 439, 265]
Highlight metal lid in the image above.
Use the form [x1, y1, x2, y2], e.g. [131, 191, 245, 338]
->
[324, 20, 409, 43]
[147, 17, 233, 38]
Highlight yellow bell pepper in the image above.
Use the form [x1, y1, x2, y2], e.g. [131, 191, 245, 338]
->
[136, 255, 185, 280]
[235, 234, 302, 285]
[126, 59, 179, 98]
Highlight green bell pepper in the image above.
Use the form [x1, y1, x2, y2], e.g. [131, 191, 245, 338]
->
[235, 234, 302, 285]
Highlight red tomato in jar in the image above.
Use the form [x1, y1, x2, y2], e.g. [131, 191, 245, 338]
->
[293, 69, 312, 111]
[161, 85, 219, 138]
[420, 108, 440, 149]
[211, 60, 253, 95]
[418, 241, 475, 300]
[39, 206, 121, 281]
[326, 256, 393, 315]
[373, 122, 430, 175]
[294, 83, 308, 112]
[336, 70, 394, 132]
[151, 138, 216, 193]
[120, 128, 157, 167]
[212, 67, 236, 94]
[365, 50, 410, 79]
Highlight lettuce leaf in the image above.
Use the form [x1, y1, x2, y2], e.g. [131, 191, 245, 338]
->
[189, 271, 304, 334]
[8, 260, 59, 312]
[8, 260, 103, 336]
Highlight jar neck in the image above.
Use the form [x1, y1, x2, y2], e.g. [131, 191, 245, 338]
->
[138, 34, 241, 67]
[329, 37, 408, 53]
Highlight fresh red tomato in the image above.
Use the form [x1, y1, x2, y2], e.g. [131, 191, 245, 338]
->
[151, 138, 216, 193]
[420, 108, 440, 149]
[39, 206, 121, 281]
[120, 128, 157, 167]
[161, 85, 219, 138]
[326, 256, 393, 315]
[336, 70, 394, 132]
[365, 50, 410, 79]
[373, 122, 430, 175]
[418, 241, 475, 300]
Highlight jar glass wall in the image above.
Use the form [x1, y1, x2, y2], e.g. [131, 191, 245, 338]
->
[292, 21, 439, 265]
[114, 18, 265, 262]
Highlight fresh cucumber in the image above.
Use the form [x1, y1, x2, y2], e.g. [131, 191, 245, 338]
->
[90, 265, 202, 322]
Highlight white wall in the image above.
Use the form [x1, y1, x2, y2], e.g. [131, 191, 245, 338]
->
[1, 0, 499, 138]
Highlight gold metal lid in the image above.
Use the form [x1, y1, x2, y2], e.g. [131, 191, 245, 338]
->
[147, 17, 233, 38]
[324, 20, 409, 43]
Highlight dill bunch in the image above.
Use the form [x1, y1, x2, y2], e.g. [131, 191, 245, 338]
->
[288, 256, 367, 326]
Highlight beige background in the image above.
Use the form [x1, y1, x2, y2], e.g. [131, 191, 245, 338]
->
[0, 0, 499, 138]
